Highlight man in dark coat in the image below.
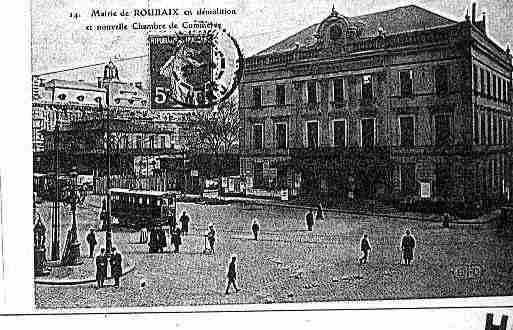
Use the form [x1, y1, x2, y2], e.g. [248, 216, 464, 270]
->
[316, 203, 324, 221]
[148, 227, 159, 253]
[401, 230, 416, 266]
[359, 234, 371, 264]
[305, 210, 314, 231]
[95, 248, 107, 288]
[110, 246, 123, 288]
[157, 226, 167, 253]
[179, 211, 190, 235]
[171, 227, 182, 253]
[206, 223, 216, 253]
[86, 228, 97, 258]
[225, 255, 240, 294]
[251, 219, 260, 240]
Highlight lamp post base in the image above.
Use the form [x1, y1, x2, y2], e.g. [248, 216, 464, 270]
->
[34, 247, 51, 276]
[61, 229, 83, 266]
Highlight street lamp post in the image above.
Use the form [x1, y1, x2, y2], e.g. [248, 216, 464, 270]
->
[60, 167, 82, 266]
[50, 109, 61, 261]
[96, 96, 113, 255]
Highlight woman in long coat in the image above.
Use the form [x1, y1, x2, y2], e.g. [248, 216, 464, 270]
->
[148, 227, 159, 253]
[158, 226, 167, 253]
[171, 227, 182, 252]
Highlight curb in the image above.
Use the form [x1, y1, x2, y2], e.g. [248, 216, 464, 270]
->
[35, 261, 136, 286]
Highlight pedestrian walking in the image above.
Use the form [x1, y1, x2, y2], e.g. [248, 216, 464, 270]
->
[206, 223, 216, 253]
[251, 218, 260, 240]
[148, 226, 159, 253]
[359, 234, 371, 264]
[157, 226, 167, 253]
[442, 212, 450, 228]
[86, 228, 97, 258]
[171, 227, 182, 253]
[401, 230, 416, 266]
[225, 255, 240, 294]
[110, 246, 123, 288]
[95, 248, 107, 288]
[316, 202, 324, 221]
[139, 227, 148, 244]
[305, 210, 314, 231]
[179, 210, 190, 235]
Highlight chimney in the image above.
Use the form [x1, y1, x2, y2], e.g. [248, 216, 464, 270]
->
[482, 11, 486, 32]
[472, 2, 476, 23]
[135, 82, 142, 89]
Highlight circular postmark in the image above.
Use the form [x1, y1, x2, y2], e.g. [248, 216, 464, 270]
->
[149, 27, 243, 109]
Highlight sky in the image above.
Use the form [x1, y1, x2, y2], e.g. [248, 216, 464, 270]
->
[31, 0, 512, 85]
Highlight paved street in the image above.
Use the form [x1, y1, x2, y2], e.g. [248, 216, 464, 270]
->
[35, 196, 513, 309]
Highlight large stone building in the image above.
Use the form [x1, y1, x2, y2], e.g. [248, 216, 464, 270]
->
[239, 4, 513, 205]
[32, 61, 192, 175]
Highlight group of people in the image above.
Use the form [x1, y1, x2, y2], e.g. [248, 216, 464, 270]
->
[85, 228, 123, 288]
[303, 204, 418, 266]
[88, 199, 420, 295]
[305, 203, 325, 231]
[95, 247, 123, 288]
[147, 210, 191, 253]
[148, 226, 169, 253]
[358, 230, 417, 266]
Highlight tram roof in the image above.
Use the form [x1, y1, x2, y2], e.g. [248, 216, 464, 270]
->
[109, 188, 177, 197]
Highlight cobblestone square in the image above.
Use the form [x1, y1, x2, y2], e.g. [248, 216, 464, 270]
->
[35, 196, 513, 309]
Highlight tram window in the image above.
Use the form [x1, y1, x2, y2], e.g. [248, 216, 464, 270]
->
[139, 197, 143, 204]
[147, 198, 150, 205]
[156, 200, 161, 206]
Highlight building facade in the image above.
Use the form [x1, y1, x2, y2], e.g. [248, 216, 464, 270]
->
[239, 4, 513, 204]
[33, 61, 193, 174]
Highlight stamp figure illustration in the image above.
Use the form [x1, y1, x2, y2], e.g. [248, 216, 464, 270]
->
[150, 29, 243, 109]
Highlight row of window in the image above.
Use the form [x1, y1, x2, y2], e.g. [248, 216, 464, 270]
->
[250, 66, 450, 107]
[251, 114, 452, 150]
[473, 111, 512, 146]
[473, 64, 511, 103]
[115, 134, 174, 150]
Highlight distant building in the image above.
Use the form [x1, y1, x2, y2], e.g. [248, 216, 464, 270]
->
[32, 61, 191, 174]
[37, 118, 179, 176]
[239, 4, 513, 203]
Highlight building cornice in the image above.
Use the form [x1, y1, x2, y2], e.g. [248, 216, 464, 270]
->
[245, 22, 475, 73]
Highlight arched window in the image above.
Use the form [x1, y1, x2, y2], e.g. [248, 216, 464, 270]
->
[329, 25, 342, 41]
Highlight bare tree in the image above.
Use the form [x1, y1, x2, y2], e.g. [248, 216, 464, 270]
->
[183, 96, 239, 177]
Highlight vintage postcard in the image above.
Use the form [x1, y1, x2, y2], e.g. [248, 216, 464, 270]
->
[25, 0, 513, 312]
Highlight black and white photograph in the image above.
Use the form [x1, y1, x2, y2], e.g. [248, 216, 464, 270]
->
[18, 0, 513, 313]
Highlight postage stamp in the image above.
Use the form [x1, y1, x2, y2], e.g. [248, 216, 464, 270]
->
[150, 29, 243, 109]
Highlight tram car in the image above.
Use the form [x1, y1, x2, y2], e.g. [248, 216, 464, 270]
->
[33, 173, 73, 202]
[109, 188, 177, 229]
